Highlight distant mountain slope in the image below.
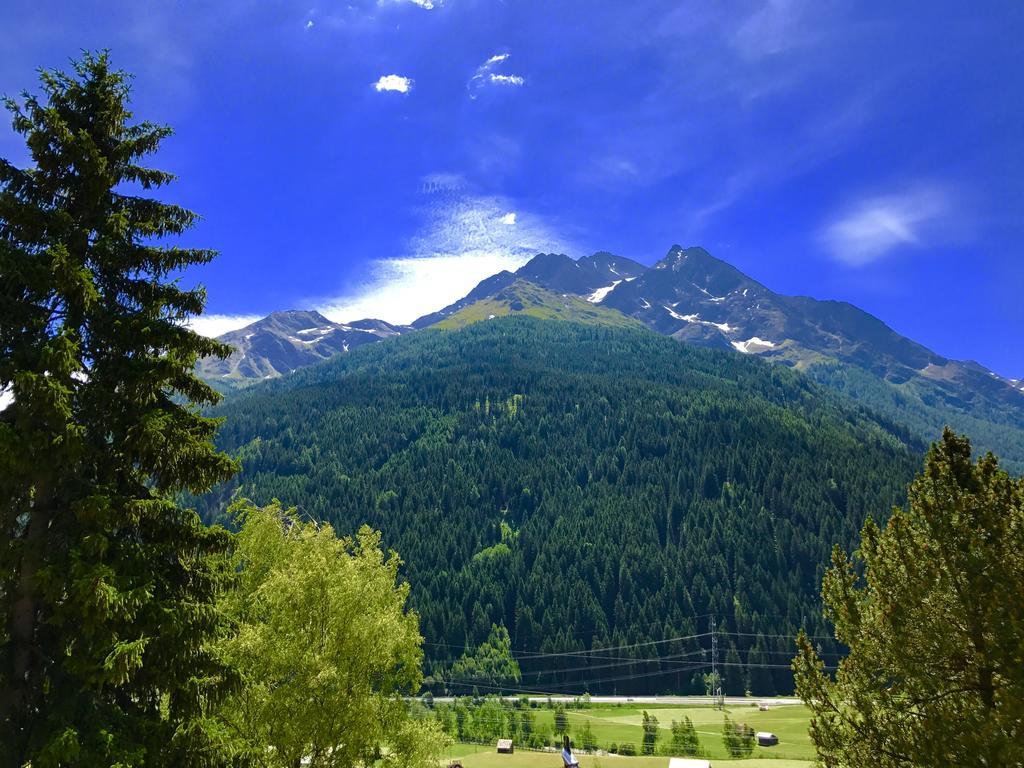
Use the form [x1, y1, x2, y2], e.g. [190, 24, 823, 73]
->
[197, 310, 407, 391]
[200, 317, 921, 695]
[599, 246, 1024, 473]
[603, 246, 1007, 396]
[432, 279, 643, 330]
[515, 250, 645, 296]
[410, 251, 644, 329]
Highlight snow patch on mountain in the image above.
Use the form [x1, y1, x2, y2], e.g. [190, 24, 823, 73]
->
[731, 337, 777, 354]
[587, 280, 622, 303]
[663, 307, 734, 332]
[296, 326, 338, 336]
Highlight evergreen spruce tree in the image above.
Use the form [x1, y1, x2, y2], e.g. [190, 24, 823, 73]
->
[0, 53, 239, 765]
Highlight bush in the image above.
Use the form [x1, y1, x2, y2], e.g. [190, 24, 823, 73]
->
[620, 743, 637, 756]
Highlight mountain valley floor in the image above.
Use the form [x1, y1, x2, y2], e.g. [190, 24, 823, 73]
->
[440, 702, 813, 764]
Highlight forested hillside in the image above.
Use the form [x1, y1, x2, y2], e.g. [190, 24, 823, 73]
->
[199, 318, 922, 695]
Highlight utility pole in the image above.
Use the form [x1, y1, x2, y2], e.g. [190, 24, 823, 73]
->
[711, 616, 723, 709]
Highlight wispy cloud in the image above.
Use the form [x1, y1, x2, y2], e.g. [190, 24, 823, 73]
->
[732, 0, 819, 60]
[379, 0, 440, 9]
[468, 52, 525, 98]
[319, 253, 527, 325]
[316, 178, 576, 324]
[821, 184, 957, 266]
[373, 74, 413, 93]
[188, 313, 263, 338]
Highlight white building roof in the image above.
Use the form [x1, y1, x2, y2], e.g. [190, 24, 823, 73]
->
[668, 759, 712, 768]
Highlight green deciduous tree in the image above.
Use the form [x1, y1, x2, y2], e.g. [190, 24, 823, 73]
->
[216, 499, 447, 768]
[721, 715, 754, 758]
[578, 720, 597, 752]
[794, 429, 1024, 767]
[668, 717, 700, 757]
[641, 710, 659, 755]
[553, 705, 569, 737]
[449, 623, 521, 694]
[0, 52, 239, 766]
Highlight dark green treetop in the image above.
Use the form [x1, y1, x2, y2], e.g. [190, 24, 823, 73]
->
[0, 52, 238, 766]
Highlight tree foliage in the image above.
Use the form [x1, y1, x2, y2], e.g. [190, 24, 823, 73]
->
[640, 711, 659, 755]
[721, 715, 754, 757]
[578, 719, 597, 751]
[448, 623, 521, 694]
[216, 499, 447, 768]
[0, 52, 238, 766]
[668, 717, 701, 757]
[553, 705, 569, 736]
[794, 429, 1024, 767]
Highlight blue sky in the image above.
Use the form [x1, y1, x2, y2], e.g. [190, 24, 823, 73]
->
[1, 1, 1022, 376]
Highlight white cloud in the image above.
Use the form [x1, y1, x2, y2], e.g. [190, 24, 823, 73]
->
[373, 74, 413, 93]
[305, 19, 314, 29]
[187, 313, 262, 338]
[316, 184, 576, 325]
[468, 53, 525, 98]
[489, 74, 525, 86]
[821, 184, 956, 266]
[319, 252, 528, 325]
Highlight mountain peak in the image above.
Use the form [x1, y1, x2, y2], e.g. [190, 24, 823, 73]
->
[655, 245, 717, 269]
[197, 309, 407, 390]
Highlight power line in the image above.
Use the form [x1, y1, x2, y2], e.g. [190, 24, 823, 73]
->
[424, 631, 711, 661]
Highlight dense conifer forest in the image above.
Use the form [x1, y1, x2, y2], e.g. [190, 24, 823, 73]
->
[198, 317, 922, 695]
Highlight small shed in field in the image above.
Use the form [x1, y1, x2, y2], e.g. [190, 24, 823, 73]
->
[496, 739, 514, 754]
[668, 758, 712, 768]
[756, 732, 778, 746]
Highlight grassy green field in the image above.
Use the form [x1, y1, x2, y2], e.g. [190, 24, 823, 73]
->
[443, 703, 814, 765]
[444, 742, 811, 768]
